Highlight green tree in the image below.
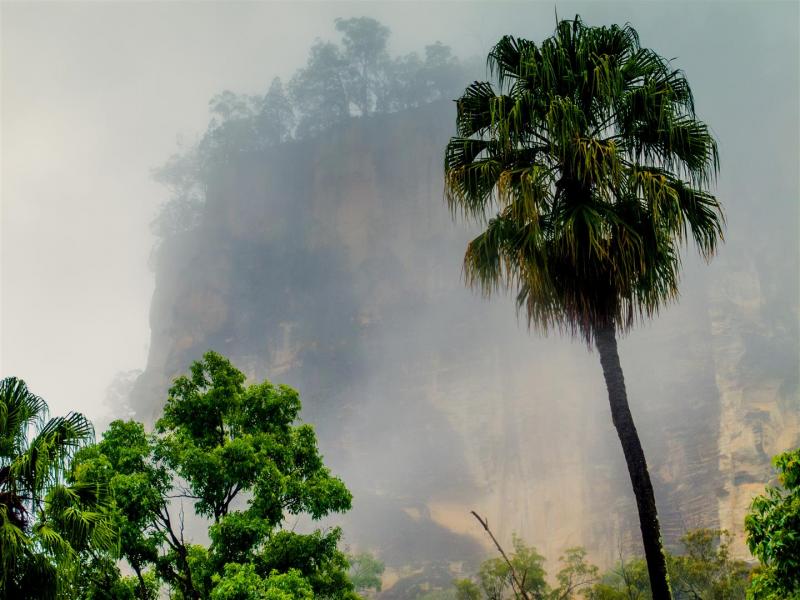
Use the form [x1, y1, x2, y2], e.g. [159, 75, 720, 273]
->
[72, 351, 357, 599]
[668, 529, 748, 599]
[70, 420, 167, 598]
[64, 552, 159, 600]
[348, 551, 385, 595]
[151, 144, 206, 238]
[0, 377, 116, 599]
[476, 536, 549, 599]
[203, 90, 263, 160]
[257, 78, 295, 146]
[383, 51, 425, 111]
[290, 41, 349, 137]
[552, 547, 599, 599]
[444, 17, 722, 600]
[335, 17, 391, 116]
[586, 557, 650, 600]
[454, 578, 481, 600]
[745, 448, 800, 599]
[210, 564, 314, 600]
[417, 42, 466, 103]
[451, 534, 748, 600]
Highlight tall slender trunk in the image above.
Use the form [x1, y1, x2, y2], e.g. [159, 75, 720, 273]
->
[594, 323, 672, 600]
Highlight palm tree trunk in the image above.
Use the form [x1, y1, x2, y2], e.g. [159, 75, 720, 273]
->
[594, 323, 672, 600]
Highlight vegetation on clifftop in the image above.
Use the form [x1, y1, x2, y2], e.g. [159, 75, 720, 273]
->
[152, 17, 475, 240]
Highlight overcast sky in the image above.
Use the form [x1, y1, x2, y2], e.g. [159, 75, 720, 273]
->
[2, 1, 798, 423]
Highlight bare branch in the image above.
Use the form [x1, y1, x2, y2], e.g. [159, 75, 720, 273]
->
[179, 500, 185, 545]
[470, 510, 531, 600]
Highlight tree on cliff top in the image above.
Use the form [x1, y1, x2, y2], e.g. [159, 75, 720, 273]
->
[335, 17, 391, 116]
[444, 16, 722, 600]
[153, 18, 472, 240]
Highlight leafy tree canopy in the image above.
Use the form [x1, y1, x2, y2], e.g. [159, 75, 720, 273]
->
[348, 551, 385, 595]
[745, 448, 800, 599]
[69, 351, 357, 599]
[477, 535, 549, 599]
[668, 529, 749, 599]
[447, 528, 751, 600]
[152, 17, 473, 239]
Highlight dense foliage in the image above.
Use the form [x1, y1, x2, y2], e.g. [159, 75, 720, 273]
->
[443, 16, 722, 340]
[0, 377, 116, 599]
[68, 351, 358, 599]
[434, 529, 748, 600]
[745, 448, 800, 599]
[349, 551, 386, 596]
[667, 529, 750, 599]
[153, 17, 473, 239]
[6, 362, 788, 600]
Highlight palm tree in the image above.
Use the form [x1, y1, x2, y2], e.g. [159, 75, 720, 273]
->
[0, 376, 116, 598]
[444, 17, 722, 600]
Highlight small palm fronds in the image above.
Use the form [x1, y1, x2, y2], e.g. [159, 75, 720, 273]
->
[12, 412, 95, 499]
[0, 377, 47, 459]
[45, 480, 118, 554]
[445, 16, 722, 341]
[0, 504, 31, 588]
[0, 377, 115, 596]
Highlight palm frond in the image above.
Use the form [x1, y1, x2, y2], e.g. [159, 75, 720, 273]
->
[12, 412, 94, 496]
[487, 35, 538, 91]
[0, 377, 48, 456]
[455, 81, 500, 137]
[443, 16, 722, 341]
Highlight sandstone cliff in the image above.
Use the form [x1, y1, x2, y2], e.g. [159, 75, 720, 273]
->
[131, 100, 799, 576]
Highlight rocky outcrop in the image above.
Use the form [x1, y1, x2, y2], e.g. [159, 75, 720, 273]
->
[709, 247, 800, 557]
[132, 100, 799, 575]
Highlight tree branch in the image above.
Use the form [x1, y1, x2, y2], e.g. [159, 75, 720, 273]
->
[470, 510, 531, 600]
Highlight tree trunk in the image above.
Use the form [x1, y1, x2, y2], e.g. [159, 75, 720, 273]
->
[594, 323, 672, 600]
[131, 561, 148, 599]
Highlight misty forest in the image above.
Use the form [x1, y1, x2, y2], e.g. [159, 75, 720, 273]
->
[2, 4, 799, 600]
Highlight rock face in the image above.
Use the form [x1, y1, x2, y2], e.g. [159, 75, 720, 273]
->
[132, 100, 799, 573]
[709, 247, 800, 557]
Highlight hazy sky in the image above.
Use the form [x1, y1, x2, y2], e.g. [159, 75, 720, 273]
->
[2, 1, 798, 423]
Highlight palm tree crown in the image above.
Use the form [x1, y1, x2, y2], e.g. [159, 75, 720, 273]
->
[445, 16, 723, 340]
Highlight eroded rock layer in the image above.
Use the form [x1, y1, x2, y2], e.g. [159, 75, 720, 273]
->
[132, 100, 799, 572]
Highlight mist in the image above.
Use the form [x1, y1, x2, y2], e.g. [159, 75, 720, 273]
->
[2, 1, 798, 596]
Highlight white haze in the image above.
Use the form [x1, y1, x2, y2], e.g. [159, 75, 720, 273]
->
[2, 0, 798, 433]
